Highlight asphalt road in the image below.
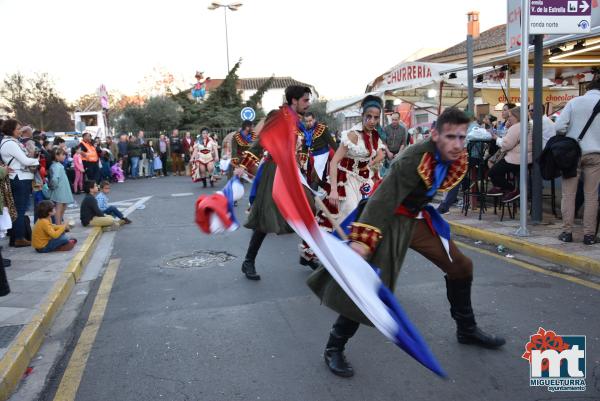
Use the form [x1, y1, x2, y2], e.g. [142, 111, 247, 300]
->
[41, 176, 600, 401]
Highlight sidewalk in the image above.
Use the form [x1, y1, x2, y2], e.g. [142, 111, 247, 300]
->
[0, 215, 102, 400]
[444, 204, 600, 276]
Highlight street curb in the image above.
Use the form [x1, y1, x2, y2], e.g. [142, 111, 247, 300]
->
[449, 221, 600, 276]
[0, 227, 103, 400]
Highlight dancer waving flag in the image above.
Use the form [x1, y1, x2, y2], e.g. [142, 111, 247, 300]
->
[259, 104, 447, 378]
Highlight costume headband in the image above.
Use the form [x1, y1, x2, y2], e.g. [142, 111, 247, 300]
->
[362, 100, 382, 112]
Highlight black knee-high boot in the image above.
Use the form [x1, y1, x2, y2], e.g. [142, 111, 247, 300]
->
[241, 230, 266, 280]
[445, 276, 505, 348]
[202, 177, 207, 188]
[324, 315, 359, 377]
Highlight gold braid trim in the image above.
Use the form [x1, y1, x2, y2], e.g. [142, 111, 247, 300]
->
[235, 131, 257, 146]
[416, 151, 469, 193]
[349, 222, 383, 254]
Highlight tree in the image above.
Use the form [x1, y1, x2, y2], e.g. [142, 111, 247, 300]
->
[308, 100, 340, 133]
[142, 96, 181, 132]
[196, 60, 244, 128]
[1, 72, 71, 131]
[114, 96, 181, 133]
[1, 73, 31, 122]
[245, 75, 273, 121]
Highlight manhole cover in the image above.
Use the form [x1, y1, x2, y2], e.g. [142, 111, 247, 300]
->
[163, 251, 236, 269]
[0, 325, 23, 348]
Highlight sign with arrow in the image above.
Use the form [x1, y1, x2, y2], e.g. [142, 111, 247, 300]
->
[530, 0, 592, 34]
[240, 107, 256, 122]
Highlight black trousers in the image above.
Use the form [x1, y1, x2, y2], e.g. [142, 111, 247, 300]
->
[244, 230, 267, 261]
[332, 315, 360, 339]
[489, 159, 520, 190]
[160, 152, 168, 175]
[84, 161, 100, 183]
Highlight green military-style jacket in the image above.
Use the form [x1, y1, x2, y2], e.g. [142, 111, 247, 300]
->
[306, 139, 468, 324]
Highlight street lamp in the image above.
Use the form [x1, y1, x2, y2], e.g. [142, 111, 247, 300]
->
[208, 2, 243, 73]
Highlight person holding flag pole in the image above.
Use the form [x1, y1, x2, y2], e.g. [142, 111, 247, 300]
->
[234, 85, 313, 280]
[307, 107, 506, 377]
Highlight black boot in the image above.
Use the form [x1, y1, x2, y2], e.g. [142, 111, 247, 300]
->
[324, 331, 354, 377]
[209, 177, 214, 188]
[299, 256, 319, 270]
[445, 276, 505, 349]
[202, 178, 207, 188]
[241, 230, 266, 281]
[324, 316, 359, 378]
[241, 259, 261, 280]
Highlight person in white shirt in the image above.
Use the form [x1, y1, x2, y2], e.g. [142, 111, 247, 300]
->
[554, 79, 600, 245]
[528, 104, 556, 148]
[0, 119, 40, 247]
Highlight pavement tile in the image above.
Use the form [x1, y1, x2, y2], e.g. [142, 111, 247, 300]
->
[13, 270, 64, 282]
[0, 307, 36, 326]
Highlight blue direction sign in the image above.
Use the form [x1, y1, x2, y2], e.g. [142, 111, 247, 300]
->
[240, 107, 256, 121]
[530, 0, 592, 34]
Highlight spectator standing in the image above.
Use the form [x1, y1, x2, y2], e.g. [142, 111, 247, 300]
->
[48, 148, 74, 225]
[182, 131, 193, 176]
[382, 112, 408, 159]
[96, 181, 131, 224]
[554, 79, 600, 245]
[0, 119, 39, 247]
[147, 140, 156, 177]
[127, 135, 142, 179]
[169, 129, 184, 176]
[20, 126, 37, 157]
[80, 180, 116, 228]
[528, 104, 556, 148]
[158, 134, 169, 176]
[72, 147, 85, 193]
[32, 200, 76, 252]
[117, 134, 129, 175]
[79, 132, 100, 182]
[106, 136, 119, 163]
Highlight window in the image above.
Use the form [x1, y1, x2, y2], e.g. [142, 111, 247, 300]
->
[415, 114, 429, 125]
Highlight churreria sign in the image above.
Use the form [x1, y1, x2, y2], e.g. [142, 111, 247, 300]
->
[522, 327, 586, 392]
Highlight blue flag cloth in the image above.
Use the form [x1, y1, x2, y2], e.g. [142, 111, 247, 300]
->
[424, 205, 451, 241]
[426, 151, 452, 197]
[298, 121, 316, 148]
[222, 177, 242, 227]
[248, 162, 265, 205]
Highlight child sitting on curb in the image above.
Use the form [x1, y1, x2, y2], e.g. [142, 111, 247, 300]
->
[80, 180, 118, 229]
[32, 200, 77, 252]
[96, 181, 131, 224]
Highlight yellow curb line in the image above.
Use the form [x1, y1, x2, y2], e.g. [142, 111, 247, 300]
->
[449, 221, 600, 276]
[0, 227, 103, 401]
[53, 258, 121, 401]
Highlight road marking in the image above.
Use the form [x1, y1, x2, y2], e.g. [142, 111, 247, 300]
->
[171, 192, 194, 197]
[122, 196, 152, 217]
[456, 241, 600, 292]
[53, 258, 121, 401]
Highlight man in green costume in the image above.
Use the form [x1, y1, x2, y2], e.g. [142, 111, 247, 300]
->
[236, 85, 312, 280]
[307, 108, 505, 377]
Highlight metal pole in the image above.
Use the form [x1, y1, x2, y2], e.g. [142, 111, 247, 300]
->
[467, 34, 474, 113]
[532, 34, 544, 223]
[516, 0, 529, 236]
[224, 7, 230, 72]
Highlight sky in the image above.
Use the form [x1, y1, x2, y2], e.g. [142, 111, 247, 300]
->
[2, 0, 507, 102]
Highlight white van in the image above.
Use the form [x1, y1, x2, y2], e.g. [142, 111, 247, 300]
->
[74, 111, 108, 139]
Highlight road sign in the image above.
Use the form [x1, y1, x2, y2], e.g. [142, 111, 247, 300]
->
[240, 107, 256, 121]
[529, 0, 592, 34]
